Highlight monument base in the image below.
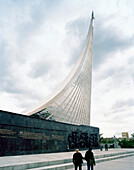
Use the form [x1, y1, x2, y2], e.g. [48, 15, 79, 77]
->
[0, 110, 99, 156]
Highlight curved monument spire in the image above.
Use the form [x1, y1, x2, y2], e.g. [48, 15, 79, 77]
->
[26, 12, 95, 126]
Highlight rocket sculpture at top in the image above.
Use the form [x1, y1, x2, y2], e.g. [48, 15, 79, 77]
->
[26, 11, 95, 126]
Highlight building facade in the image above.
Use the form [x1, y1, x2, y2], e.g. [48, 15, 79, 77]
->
[122, 132, 129, 141]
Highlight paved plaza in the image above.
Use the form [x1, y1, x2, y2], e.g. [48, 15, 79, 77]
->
[69, 156, 134, 170]
[0, 148, 134, 169]
[0, 149, 132, 167]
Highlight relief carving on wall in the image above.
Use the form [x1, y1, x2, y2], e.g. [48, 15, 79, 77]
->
[68, 131, 98, 149]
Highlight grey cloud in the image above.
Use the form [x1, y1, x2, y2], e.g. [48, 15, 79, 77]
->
[0, 0, 61, 51]
[0, 76, 29, 95]
[64, 15, 134, 69]
[29, 59, 52, 78]
[7, 89, 43, 113]
[16, 0, 63, 43]
[0, 41, 11, 86]
[18, 92, 43, 108]
[96, 66, 127, 83]
[0, 0, 64, 102]
[110, 111, 134, 124]
[1, 79, 20, 94]
[99, 113, 126, 124]
[103, 112, 128, 124]
[65, 17, 89, 66]
[0, 42, 24, 94]
[111, 98, 134, 112]
[128, 56, 134, 65]
[110, 116, 126, 124]
[66, 17, 88, 38]
[93, 18, 134, 68]
[16, 4, 47, 46]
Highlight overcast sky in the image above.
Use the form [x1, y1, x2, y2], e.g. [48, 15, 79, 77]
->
[0, 0, 134, 138]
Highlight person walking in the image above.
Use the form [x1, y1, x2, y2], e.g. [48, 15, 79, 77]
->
[100, 143, 103, 151]
[73, 149, 83, 170]
[85, 147, 96, 170]
[66, 145, 70, 152]
[105, 143, 108, 151]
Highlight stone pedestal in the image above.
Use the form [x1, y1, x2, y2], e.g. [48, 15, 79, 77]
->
[0, 110, 99, 156]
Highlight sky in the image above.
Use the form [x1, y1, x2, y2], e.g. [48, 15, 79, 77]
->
[0, 0, 134, 138]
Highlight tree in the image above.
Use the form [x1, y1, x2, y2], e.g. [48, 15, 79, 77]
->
[119, 139, 134, 148]
[131, 133, 134, 138]
[99, 133, 103, 143]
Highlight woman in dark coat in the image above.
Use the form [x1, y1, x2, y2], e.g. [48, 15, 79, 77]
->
[85, 147, 96, 170]
[73, 149, 83, 170]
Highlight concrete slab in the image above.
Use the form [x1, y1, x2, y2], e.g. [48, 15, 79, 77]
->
[0, 149, 134, 170]
[68, 156, 134, 170]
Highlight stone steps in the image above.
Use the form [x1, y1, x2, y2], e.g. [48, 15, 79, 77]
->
[26, 152, 134, 170]
[1, 150, 134, 170]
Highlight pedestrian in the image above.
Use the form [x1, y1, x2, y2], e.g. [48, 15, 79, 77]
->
[85, 147, 96, 170]
[105, 143, 108, 151]
[66, 145, 70, 152]
[73, 149, 83, 170]
[100, 143, 103, 151]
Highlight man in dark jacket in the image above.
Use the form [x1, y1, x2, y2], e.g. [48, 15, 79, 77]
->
[85, 147, 96, 170]
[73, 149, 83, 170]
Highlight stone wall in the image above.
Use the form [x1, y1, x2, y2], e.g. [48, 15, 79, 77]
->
[0, 110, 99, 156]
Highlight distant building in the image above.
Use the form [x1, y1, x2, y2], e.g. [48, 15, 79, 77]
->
[122, 132, 129, 141]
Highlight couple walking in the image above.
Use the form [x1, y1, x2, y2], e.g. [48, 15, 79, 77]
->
[73, 147, 96, 170]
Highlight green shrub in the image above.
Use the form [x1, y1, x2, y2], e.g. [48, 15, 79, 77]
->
[119, 139, 134, 148]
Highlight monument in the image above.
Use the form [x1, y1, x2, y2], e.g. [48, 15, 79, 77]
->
[26, 12, 94, 126]
[0, 12, 99, 156]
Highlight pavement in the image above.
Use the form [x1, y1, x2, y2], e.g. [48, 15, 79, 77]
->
[69, 156, 134, 170]
[0, 148, 134, 169]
